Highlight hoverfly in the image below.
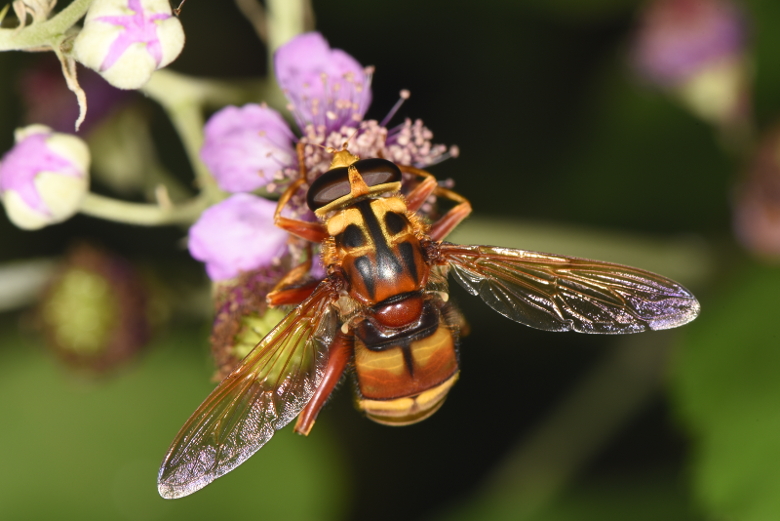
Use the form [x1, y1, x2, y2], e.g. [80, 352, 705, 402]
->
[158, 148, 700, 498]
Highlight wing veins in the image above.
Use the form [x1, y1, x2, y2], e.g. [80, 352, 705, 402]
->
[442, 243, 699, 333]
[158, 284, 338, 498]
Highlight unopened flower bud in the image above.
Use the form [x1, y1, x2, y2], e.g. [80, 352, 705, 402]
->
[188, 194, 290, 281]
[39, 243, 152, 373]
[632, 0, 749, 126]
[0, 125, 89, 230]
[73, 0, 185, 90]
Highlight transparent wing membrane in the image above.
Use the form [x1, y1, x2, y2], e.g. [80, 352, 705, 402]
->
[158, 284, 337, 499]
[441, 243, 700, 334]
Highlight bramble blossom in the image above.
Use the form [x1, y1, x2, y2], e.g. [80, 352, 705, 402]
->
[188, 194, 289, 281]
[40, 243, 151, 372]
[200, 104, 296, 193]
[209, 266, 289, 379]
[191, 32, 458, 282]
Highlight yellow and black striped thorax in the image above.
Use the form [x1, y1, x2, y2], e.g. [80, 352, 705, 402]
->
[326, 196, 429, 306]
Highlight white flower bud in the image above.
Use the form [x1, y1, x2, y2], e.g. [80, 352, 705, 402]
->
[73, 0, 185, 90]
[0, 125, 90, 230]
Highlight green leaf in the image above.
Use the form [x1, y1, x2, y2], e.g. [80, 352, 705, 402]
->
[671, 261, 780, 521]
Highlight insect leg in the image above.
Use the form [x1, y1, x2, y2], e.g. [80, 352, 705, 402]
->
[294, 330, 354, 436]
[267, 280, 321, 307]
[427, 186, 472, 241]
[267, 243, 322, 306]
[274, 177, 329, 243]
[399, 164, 438, 212]
[398, 165, 472, 240]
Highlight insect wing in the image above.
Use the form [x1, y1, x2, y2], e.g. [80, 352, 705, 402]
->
[158, 284, 338, 499]
[441, 243, 700, 334]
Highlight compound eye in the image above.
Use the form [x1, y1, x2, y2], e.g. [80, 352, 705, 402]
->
[354, 158, 402, 187]
[307, 167, 349, 211]
[306, 158, 402, 211]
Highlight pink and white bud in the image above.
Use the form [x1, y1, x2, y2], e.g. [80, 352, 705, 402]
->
[73, 0, 185, 90]
[631, 0, 749, 126]
[0, 125, 90, 230]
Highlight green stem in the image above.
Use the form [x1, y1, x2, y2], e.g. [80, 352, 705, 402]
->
[264, 0, 307, 108]
[141, 70, 219, 200]
[0, 0, 93, 51]
[266, 0, 305, 55]
[79, 192, 211, 226]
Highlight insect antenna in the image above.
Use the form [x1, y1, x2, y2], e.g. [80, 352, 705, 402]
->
[317, 126, 362, 169]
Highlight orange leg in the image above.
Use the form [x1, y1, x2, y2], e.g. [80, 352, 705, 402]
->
[267, 244, 323, 307]
[275, 177, 329, 243]
[398, 164, 473, 241]
[427, 186, 472, 241]
[294, 331, 354, 436]
[267, 280, 321, 307]
[405, 177, 438, 212]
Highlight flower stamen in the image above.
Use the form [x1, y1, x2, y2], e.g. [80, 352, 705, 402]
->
[380, 89, 411, 128]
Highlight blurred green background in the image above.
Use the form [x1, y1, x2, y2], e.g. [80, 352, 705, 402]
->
[2, 0, 780, 520]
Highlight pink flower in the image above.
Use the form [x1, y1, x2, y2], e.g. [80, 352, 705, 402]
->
[200, 105, 296, 193]
[191, 32, 457, 281]
[275, 32, 372, 131]
[200, 33, 455, 199]
[631, 0, 751, 126]
[188, 194, 289, 281]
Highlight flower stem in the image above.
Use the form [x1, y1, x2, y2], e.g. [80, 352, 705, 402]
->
[79, 192, 211, 226]
[234, 0, 268, 43]
[264, 0, 307, 108]
[266, 0, 306, 54]
[141, 70, 281, 205]
[141, 70, 221, 202]
[0, 0, 93, 51]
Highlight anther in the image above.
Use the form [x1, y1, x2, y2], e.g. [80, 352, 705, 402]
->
[380, 89, 412, 128]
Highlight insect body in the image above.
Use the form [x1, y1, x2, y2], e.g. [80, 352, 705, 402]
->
[158, 149, 700, 499]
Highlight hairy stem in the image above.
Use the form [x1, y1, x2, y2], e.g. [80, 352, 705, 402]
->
[0, 0, 92, 51]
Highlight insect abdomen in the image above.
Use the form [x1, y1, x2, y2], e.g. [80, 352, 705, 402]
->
[353, 295, 460, 426]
